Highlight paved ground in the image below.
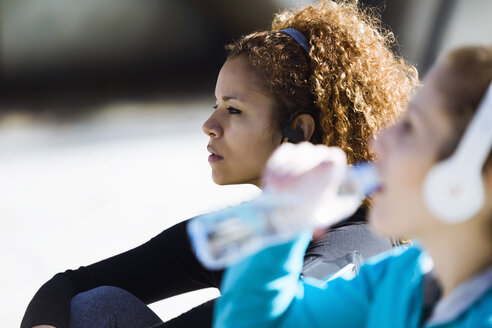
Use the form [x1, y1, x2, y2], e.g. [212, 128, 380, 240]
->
[0, 100, 259, 326]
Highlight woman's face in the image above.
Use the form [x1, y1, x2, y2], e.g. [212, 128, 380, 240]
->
[369, 65, 456, 239]
[203, 56, 282, 187]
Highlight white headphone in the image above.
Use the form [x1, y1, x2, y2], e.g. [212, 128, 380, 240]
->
[424, 81, 492, 223]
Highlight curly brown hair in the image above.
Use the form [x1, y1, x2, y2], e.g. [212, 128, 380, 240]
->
[225, 0, 418, 164]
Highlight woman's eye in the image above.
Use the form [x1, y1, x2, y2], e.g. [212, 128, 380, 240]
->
[226, 107, 242, 114]
[401, 119, 412, 134]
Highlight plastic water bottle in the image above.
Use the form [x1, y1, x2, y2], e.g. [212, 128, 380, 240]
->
[188, 163, 380, 270]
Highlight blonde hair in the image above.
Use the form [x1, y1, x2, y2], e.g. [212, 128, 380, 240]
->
[434, 46, 492, 165]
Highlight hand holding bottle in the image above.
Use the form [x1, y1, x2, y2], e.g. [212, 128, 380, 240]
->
[262, 142, 348, 228]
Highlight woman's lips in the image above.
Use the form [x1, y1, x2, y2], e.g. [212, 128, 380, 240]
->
[372, 185, 384, 195]
[208, 154, 224, 162]
[207, 145, 223, 162]
[375, 185, 383, 193]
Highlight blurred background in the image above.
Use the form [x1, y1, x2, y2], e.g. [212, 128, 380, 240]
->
[1, 0, 491, 326]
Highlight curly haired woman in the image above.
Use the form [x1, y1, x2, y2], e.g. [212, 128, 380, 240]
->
[21, 1, 417, 327]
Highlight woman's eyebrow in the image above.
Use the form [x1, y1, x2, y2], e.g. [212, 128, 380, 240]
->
[215, 95, 245, 103]
[409, 102, 434, 134]
[221, 95, 239, 101]
[213, 95, 237, 101]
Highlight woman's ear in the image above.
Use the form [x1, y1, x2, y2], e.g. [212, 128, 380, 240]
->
[293, 114, 315, 142]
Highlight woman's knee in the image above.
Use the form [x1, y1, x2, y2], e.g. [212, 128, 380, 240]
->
[70, 286, 162, 328]
[72, 286, 131, 307]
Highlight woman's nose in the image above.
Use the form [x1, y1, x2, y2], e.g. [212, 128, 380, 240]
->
[202, 113, 223, 138]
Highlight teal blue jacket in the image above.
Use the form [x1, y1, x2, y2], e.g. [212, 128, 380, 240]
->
[213, 232, 492, 328]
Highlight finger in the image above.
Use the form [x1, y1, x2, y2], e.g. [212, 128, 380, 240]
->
[312, 227, 329, 241]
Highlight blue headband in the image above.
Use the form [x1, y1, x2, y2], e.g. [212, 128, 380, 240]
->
[279, 28, 310, 54]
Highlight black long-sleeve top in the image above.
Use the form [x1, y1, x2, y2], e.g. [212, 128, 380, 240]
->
[21, 208, 392, 328]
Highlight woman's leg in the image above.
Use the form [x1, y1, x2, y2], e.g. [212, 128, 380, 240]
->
[70, 286, 163, 328]
[159, 299, 216, 328]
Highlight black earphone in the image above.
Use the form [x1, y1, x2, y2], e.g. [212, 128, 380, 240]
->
[281, 126, 305, 144]
[280, 111, 309, 144]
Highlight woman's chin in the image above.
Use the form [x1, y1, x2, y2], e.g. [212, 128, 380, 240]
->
[212, 172, 261, 187]
[369, 206, 393, 236]
[211, 174, 235, 186]
[212, 176, 227, 185]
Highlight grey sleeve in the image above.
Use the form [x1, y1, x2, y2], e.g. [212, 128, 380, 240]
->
[302, 223, 393, 280]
